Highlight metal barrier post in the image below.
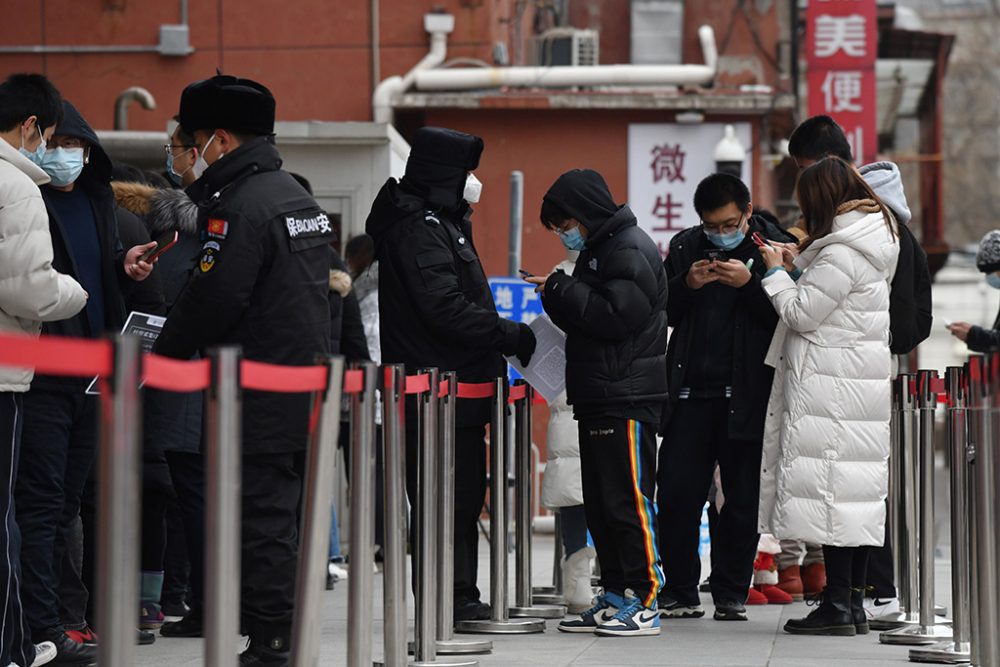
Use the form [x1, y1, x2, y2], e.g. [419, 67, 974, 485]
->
[455, 378, 545, 635]
[875, 374, 921, 631]
[291, 356, 345, 667]
[96, 335, 142, 667]
[380, 365, 409, 667]
[972, 355, 998, 666]
[911, 366, 971, 664]
[885, 370, 952, 646]
[532, 510, 565, 606]
[348, 361, 378, 667]
[434, 373, 493, 655]
[510, 382, 565, 619]
[204, 346, 242, 667]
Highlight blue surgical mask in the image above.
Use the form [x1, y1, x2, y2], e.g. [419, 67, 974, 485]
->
[704, 215, 747, 251]
[40, 147, 85, 187]
[559, 226, 585, 251]
[166, 151, 191, 186]
[987, 273, 1000, 290]
[19, 126, 46, 166]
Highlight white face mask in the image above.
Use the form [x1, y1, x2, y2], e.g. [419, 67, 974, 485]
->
[191, 133, 218, 180]
[463, 173, 482, 204]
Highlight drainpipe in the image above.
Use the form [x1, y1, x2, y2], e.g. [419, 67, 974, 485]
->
[114, 87, 157, 130]
[372, 13, 454, 124]
[414, 25, 717, 91]
[371, 0, 381, 101]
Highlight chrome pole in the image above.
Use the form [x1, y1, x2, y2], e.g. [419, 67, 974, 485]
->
[380, 365, 409, 667]
[531, 510, 565, 605]
[972, 355, 998, 666]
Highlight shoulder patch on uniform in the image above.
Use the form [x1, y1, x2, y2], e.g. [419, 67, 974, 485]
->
[284, 211, 333, 239]
[199, 240, 220, 273]
[207, 218, 229, 239]
[424, 213, 440, 225]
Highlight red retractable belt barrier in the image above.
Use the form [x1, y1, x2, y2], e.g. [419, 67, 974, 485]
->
[455, 382, 495, 399]
[241, 359, 329, 393]
[343, 369, 364, 395]
[143, 354, 211, 392]
[404, 373, 431, 395]
[0, 332, 112, 378]
[909, 377, 949, 404]
[509, 384, 527, 402]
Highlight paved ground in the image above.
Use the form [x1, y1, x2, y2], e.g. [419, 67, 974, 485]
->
[134, 537, 955, 667]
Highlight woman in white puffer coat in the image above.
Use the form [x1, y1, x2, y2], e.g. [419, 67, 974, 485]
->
[756, 157, 899, 638]
[540, 254, 596, 613]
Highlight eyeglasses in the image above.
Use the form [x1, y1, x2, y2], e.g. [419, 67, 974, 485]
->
[48, 136, 87, 150]
[163, 144, 196, 155]
[700, 215, 746, 235]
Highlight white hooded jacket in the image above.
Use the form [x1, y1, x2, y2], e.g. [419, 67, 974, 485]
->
[757, 208, 899, 547]
[0, 138, 87, 392]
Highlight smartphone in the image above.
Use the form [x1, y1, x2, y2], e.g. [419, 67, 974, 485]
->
[943, 318, 953, 329]
[518, 268, 534, 278]
[140, 230, 179, 263]
[704, 248, 728, 262]
[751, 231, 772, 248]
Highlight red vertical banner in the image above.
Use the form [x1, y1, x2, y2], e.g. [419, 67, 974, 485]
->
[806, 0, 878, 165]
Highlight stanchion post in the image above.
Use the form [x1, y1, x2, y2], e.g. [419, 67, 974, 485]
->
[205, 346, 242, 667]
[910, 366, 971, 664]
[875, 374, 921, 632]
[510, 382, 565, 620]
[381, 364, 409, 667]
[414, 367, 440, 664]
[348, 361, 378, 667]
[434, 373, 493, 655]
[96, 335, 142, 667]
[291, 356, 345, 667]
[455, 378, 544, 635]
[883, 370, 952, 646]
[972, 355, 998, 666]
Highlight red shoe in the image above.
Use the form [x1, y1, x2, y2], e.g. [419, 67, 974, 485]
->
[756, 584, 794, 605]
[801, 563, 827, 598]
[65, 626, 99, 645]
[776, 565, 804, 601]
[746, 587, 768, 605]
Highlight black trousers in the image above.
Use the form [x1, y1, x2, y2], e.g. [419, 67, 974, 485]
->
[160, 499, 191, 608]
[241, 452, 304, 640]
[165, 451, 205, 612]
[405, 420, 487, 602]
[15, 390, 98, 636]
[867, 500, 896, 598]
[579, 416, 663, 608]
[823, 545, 871, 589]
[657, 398, 762, 605]
[0, 393, 33, 667]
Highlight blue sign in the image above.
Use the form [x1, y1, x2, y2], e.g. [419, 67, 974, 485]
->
[489, 277, 545, 380]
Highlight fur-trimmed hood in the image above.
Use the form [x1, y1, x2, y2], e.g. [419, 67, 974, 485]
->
[329, 269, 352, 297]
[112, 181, 199, 236]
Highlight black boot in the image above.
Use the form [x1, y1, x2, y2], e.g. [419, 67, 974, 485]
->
[160, 607, 203, 638]
[239, 635, 290, 667]
[851, 588, 870, 635]
[783, 587, 856, 636]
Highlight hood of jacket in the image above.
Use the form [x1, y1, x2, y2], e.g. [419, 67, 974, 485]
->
[798, 209, 897, 273]
[0, 135, 50, 185]
[860, 161, 911, 226]
[365, 178, 428, 245]
[54, 100, 112, 188]
[542, 168, 634, 244]
[112, 181, 200, 237]
[400, 127, 482, 213]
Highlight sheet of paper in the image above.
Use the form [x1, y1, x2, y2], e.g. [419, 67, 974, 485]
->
[506, 313, 566, 403]
[85, 312, 166, 395]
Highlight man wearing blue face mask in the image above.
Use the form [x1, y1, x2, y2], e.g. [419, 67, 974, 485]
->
[655, 173, 796, 624]
[948, 229, 1000, 349]
[15, 99, 156, 663]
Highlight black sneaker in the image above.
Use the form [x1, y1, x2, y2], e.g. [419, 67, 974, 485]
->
[239, 637, 290, 667]
[161, 608, 203, 638]
[698, 578, 711, 593]
[37, 627, 97, 665]
[137, 628, 156, 645]
[657, 594, 705, 619]
[161, 600, 191, 618]
[713, 599, 749, 621]
[454, 598, 492, 622]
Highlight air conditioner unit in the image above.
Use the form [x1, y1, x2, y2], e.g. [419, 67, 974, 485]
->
[532, 28, 600, 67]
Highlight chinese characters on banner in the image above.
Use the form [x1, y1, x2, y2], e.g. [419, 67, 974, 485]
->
[806, 0, 878, 165]
[628, 123, 753, 256]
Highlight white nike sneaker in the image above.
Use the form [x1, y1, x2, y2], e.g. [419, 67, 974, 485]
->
[864, 597, 900, 620]
[558, 591, 625, 633]
[30, 641, 57, 667]
[595, 597, 662, 637]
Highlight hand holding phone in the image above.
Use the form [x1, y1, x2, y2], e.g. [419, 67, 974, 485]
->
[140, 230, 179, 263]
[752, 231, 772, 248]
[518, 268, 534, 278]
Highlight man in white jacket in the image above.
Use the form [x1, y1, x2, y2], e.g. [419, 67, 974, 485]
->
[0, 73, 87, 667]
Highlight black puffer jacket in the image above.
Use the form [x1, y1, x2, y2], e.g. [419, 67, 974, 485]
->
[34, 101, 128, 393]
[540, 169, 668, 418]
[366, 128, 520, 427]
[153, 137, 333, 455]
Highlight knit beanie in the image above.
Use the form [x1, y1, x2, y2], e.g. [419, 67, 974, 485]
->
[976, 230, 1000, 274]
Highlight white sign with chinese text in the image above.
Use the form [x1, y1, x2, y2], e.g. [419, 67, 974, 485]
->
[628, 123, 753, 256]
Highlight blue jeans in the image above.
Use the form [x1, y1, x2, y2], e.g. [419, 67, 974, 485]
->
[328, 500, 342, 559]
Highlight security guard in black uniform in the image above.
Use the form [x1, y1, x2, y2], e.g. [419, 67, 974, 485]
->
[366, 127, 536, 621]
[152, 75, 332, 666]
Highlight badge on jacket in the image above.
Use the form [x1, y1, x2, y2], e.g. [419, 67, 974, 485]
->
[199, 241, 220, 273]
[207, 218, 229, 239]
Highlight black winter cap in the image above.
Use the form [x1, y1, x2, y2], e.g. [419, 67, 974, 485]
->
[178, 75, 275, 136]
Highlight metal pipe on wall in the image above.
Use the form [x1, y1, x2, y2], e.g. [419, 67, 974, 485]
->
[508, 171, 524, 278]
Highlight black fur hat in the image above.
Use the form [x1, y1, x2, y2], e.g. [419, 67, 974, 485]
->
[178, 75, 275, 136]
